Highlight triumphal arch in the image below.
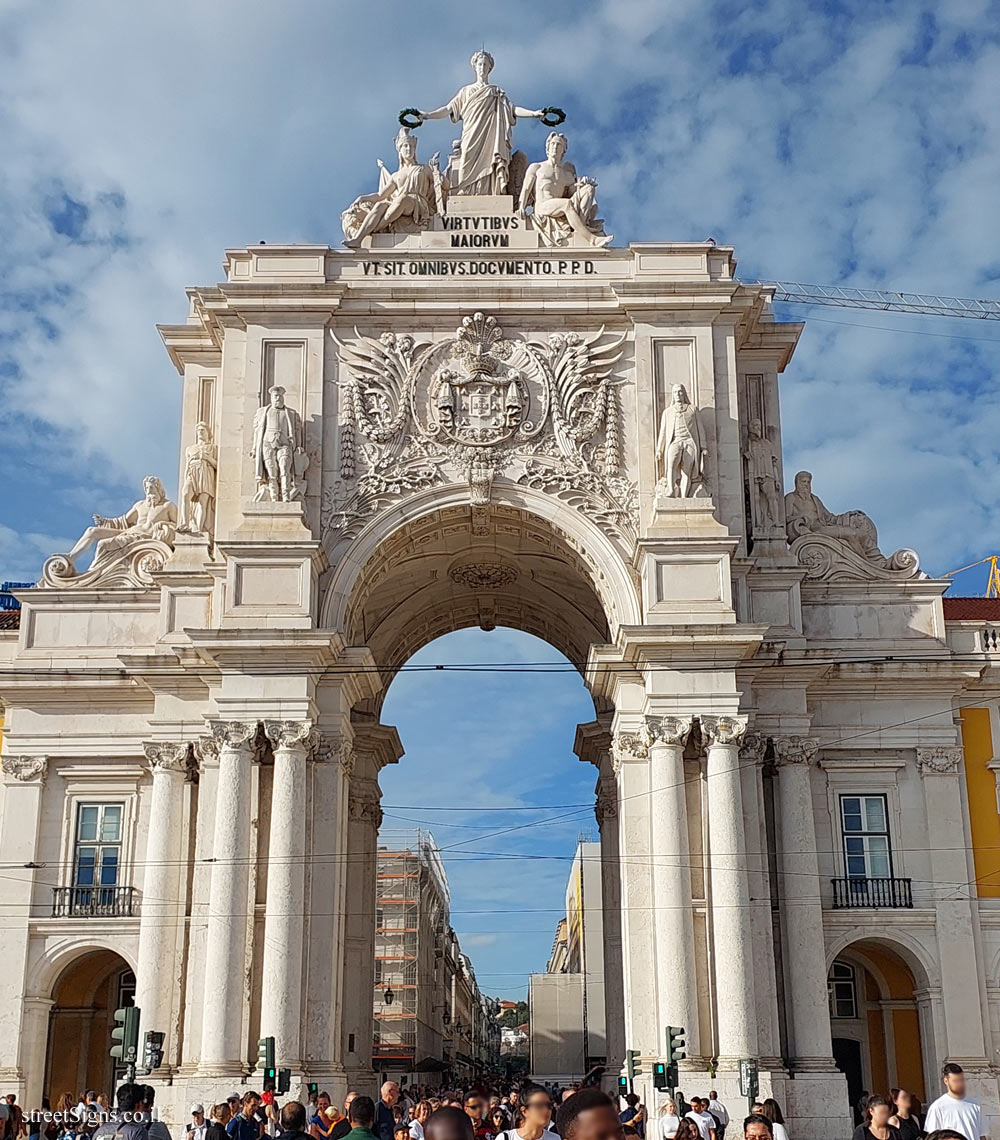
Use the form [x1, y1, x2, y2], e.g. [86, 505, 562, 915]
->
[4, 52, 999, 1139]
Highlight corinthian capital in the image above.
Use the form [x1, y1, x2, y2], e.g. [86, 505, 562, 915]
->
[738, 732, 768, 764]
[595, 775, 618, 827]
[265, 720, 319, 755]
[2, 755, 48, 784]
[349, 780, 383, 827]
[700, 715, 749, 747]
[210, 720, 260, 751]
[142, 741, 190, 772]
[645, 716, 694, 747]
[772, 736, 820, 767]
[611, 728, 650, 774]
[915, 746, 963, 777]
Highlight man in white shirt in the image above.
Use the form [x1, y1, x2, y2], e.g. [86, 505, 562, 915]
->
[187, 1107, 208, 1140]
[924, 1064, 986, 1140]
[706, 1093, 729, 1140]
[684, 1100, 716, 1140]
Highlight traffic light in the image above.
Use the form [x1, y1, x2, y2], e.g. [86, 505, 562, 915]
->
[258, 1036, 276, 1070]
[653, 1062, 667, 1090]
[667, 1026, 686, 1065]
[277, 1068, 291, 1096]
[263, 1067, 277, 1094]
[618, 1075, 629, 1095]
[307, 1083, 318, 1098]
[110, 1006, 141, 1067]
[625, 1049, 642, 1081]
[142, 1031, 165, 1074]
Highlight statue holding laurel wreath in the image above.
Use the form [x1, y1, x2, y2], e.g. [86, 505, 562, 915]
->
[401, 50, 564, 196]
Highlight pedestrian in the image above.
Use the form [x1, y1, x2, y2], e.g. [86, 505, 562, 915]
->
[395, 1124, 412, 1140]
[462, 1094, 493, 1140]
[142, 1087, 171, 1140]
[673, 1097, 690, 1123]
[343, 1099, 379, 1140]
[499, 1086, 552, 1140]
[741, 1118, 771, 1140]
[188, 1106, 208, 1140]
[424, 1109, 474, 1140]
[279, 1104, 313, 1140]
[619, 1096, 645, 1140]
[227, 1094, 261, 1140]
[925, 1133, 970, 1140]
[378, 1087, 401, 1140]
[92, 1087, 147, 1140]
[207, 1105, 231, 1140]
[671, 1125, 700, 1140]
[851, 1096, 900, 1140]
[658, 1100, 680, 1140]
[311, 1094, 342, 1140]
[7, 1095, 25, 1140]
[331, 1096, 357, 1140]
[757, 1104, 786, 1140]
[924, 1064, 985, 1140]
[555, 1091, 626, 1140]
[227, 1099, 244, 1129]
[706, 1096, 728, 1140]
[682, 1101, 714, 1140]
[411, 1102, 433, 1140]
[888, 1090, 921, 1140]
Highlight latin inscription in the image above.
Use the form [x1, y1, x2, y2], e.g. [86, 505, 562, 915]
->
[361, 259, 597, 276]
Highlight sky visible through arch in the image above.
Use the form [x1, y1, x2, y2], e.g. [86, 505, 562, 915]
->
[380, 628, 598, 999]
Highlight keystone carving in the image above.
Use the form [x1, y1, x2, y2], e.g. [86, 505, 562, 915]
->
[915, 746, 963, 776]
[2, 755, 48, 784]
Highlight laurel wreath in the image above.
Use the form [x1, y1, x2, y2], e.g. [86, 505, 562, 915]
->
[399, 106, 565, 129]
[398, 107, 422, 129]
[540, 106, 566, 127]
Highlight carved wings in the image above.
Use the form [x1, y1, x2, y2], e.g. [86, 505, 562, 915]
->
[332, 330, 429, 452]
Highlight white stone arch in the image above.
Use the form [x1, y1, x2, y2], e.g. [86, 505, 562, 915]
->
[26, 934, 138, 1001]
[825, 927, 938, 991]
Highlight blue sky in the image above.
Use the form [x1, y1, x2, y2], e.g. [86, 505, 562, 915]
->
[4, 0, 1000, 990]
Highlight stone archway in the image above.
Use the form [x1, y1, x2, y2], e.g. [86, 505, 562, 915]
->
[43, 948, 135, 1106]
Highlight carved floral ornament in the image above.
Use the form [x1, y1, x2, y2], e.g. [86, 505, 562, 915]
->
[349, 780, 383, 826]
[645, 716, 694, 747]
[142, 741, 191, 773]
[264, 720, 321, 756]
[325, 314, 637, 551]
[700, 715, 749, 747]
[915, 746, 963, 777]
[1, 755, 48, 784]
[771, 736, 821, 767]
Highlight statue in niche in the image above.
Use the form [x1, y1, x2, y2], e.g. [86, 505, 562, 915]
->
[785, 470, 888, 563]
[656, 384, 707, 498]
[745, 418, 781, 531]
[413, 50, 548, 195]
[342, 128, 445, 246]
[251, 385, 307, 503]
[178, 421, 218, 535]
[518, 132, 612, 248]
[62, 476, 177, 571]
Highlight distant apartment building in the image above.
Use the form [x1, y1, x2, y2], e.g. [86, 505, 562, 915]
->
[373, 830, 499, 1084]
[530, 840, 606, 1082]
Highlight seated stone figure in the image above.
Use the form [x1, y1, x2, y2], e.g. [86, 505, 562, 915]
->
[341, 127, 445, 246]
[518, 131, 612, 248]
[785, 470, 886, 564]
[64, 475, 177, 572]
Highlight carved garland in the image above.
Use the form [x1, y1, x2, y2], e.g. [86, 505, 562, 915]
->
[915, 746, 963, 776]
[2, 755, 48, 784]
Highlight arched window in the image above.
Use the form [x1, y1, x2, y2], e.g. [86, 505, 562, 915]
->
[829, 960, 858, 1019]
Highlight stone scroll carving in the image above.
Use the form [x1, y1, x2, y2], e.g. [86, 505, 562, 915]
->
[2, 755, 48, 784]
[915, 746, 963, 776]
[519, 132, 612, 248]
[251, 386, 308, 503]
[326, 313, 635, 549]
[41, 476, 177, 589]
[785, 471, 921, 582]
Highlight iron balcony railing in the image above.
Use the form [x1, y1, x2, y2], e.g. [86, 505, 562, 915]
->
[51, 885, 136, 917]
[831, 876, 913, 909]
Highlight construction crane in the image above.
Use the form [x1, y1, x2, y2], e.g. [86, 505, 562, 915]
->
[944, 556, 1000, 597]
[756, 281, 1000, 321]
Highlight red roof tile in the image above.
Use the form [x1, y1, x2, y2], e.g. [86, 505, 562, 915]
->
[943, 596, 1000, 621]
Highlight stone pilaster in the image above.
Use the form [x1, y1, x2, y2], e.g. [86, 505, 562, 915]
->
[646, 715, 702, 1061]
[701, 714, 757, 1065]
[197, 720, 258, 1076]
[772, 736, 836, 1072]
[260, 720, 318, 1073]
[135, 741, 192, 1072]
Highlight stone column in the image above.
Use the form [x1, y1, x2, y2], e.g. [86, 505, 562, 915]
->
[135, 742, 190, 1069]
[595, 767, 625, 1089]
[260, 720, 316, 1071]
[773, 736, 835, 1070]
[702, 715, 757, 1065]
[0, 756, 48, 1102]
[646, 715, 701, 1060]
[198, 720, 258, 1076]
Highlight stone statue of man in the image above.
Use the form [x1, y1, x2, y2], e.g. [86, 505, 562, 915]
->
[178, 421, 218, 535]
[415, 50, 546, 195]
[64, 475, 177, 570]
[518, 131, 612, 248]
[745, 418, 781, 531]
[656, 384, 706, 498]
[251, 385, 306, 502]
[785, 470, 886, 563]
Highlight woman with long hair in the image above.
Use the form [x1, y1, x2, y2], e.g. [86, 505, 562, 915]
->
[852, 1095, 901, 1140]
[759, 1100, 789, 1140]
[671, 1120, 701, 1140]
[888, 1089, 921, 1140]
[658, 1099, 681, 1140]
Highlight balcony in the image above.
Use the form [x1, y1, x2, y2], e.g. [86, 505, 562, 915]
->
[51, 885, 136, 917]
[831, 876, 912, 909]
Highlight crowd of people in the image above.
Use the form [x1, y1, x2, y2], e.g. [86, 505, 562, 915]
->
[19, 1060, 990, 1140]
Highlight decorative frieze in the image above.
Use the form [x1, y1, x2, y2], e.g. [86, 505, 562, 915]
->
[915, 746, 963, 777]
[2, 755, 48, 784]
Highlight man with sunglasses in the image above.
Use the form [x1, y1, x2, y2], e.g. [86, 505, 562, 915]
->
[463, 1095, 494, 1140]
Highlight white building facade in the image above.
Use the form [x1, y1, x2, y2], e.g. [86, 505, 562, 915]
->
[2, 67, 1000, 1137]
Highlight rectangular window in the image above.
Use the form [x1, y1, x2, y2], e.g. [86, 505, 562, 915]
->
[73, 803, 123, 906]
[840, 794, 892, 878]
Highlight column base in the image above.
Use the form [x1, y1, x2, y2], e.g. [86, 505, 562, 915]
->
[698, 1070, 848, 1140]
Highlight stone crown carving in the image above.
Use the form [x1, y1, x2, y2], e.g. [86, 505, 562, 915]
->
[2, 755, 48, 784]
[915, 746, 963, 776]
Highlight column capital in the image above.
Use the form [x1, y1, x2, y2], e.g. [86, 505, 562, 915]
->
[645, 715, 694, 747]
[1, 755, 48, 784]
[611, 728, 650, 773]
[739, 732, 768, 764]
[265, 719, 319, 755]
[915, 746, 963, 777]
[142, 741, 191, 772]
[700, 714, 749, 747]
[772, 735, 820, 767]
[349, 778, 383, 828]
[595, 774, 618, 826]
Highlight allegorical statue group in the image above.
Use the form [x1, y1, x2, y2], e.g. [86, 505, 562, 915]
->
[341, 50, 612, 248]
